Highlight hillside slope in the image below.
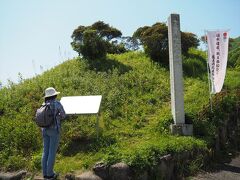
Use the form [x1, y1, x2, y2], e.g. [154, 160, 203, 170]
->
[0, 51, 239, 175]
[228, 36, 240, 68]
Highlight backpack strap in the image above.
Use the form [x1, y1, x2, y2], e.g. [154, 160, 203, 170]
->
[49, 101, 57, 126]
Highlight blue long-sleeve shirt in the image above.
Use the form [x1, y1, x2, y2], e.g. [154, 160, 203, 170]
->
[42, 99, 66, 133]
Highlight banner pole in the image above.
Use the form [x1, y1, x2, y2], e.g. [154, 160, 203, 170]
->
[205, 30, 213, 112]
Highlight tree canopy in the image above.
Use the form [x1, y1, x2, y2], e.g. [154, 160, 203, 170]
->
[71, 21, 125, 60]
[133, 22, 199, 64]
[71, 21, 200, 63]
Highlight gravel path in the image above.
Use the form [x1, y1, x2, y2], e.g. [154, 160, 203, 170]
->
[192, 153, 240, 180]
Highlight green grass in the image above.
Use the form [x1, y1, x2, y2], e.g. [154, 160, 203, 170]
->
[0, 50, 239, 176]
[228, 37, 240, 68]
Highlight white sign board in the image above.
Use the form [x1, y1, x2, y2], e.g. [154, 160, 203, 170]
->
[60, 95, 102, 115]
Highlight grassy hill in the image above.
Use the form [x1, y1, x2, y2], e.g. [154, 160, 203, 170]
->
[228, 36, 240, 69]
[0, 50, 239, 176]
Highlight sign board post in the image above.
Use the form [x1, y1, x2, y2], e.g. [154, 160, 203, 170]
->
[60, 95, 102, 138]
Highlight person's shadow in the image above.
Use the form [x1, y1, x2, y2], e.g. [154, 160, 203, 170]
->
[208, 152, 240, 174]
[219, 164, 240, 173]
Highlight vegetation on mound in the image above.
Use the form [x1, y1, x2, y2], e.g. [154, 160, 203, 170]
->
[228, 37, 240, 69]
[0, 50, 239, 176]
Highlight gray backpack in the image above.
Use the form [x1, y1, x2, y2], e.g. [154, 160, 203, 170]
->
[35, 103, 55, 127]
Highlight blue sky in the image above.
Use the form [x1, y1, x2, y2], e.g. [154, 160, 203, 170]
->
[0, 0, 239, 85]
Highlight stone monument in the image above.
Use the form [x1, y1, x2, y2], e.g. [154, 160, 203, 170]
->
[168, 14, 193, 135]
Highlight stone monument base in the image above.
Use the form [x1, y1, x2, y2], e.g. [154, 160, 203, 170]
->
[170, 124, 193, 136]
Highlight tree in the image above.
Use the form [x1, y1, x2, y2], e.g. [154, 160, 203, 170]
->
[71, 21, 125, 60]
[181, 32, 199, 56]
[121, 36, 140, 51]
[133, 22, 200, 64]
[80, 30, 107, 60]
[133, 23, 168, 64]
[91, 21, 122, 41]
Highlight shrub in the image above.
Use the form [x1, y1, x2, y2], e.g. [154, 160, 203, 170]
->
[5, 155, 27, 171]
[183, 58, 206, 77]
[31, 152, 42, 170]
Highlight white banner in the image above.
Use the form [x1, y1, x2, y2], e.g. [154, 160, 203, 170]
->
[206, 30, 229, 94]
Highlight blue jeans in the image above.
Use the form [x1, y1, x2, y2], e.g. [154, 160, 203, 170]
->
[42, 128, 60, 177]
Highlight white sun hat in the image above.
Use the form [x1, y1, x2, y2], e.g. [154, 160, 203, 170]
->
[44, 87, 60, 98]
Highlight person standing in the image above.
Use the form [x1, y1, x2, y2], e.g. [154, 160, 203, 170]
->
[41, 87, 66, 179]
